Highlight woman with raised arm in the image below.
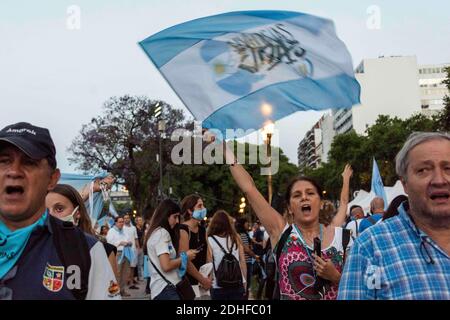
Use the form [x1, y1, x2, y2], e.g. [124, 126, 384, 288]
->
[221, 139, 353, 300]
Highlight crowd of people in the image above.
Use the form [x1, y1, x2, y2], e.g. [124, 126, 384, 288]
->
[0, 121, 448, 300]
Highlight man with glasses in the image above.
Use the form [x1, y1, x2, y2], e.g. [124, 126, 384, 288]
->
[338, 132, 450, 299]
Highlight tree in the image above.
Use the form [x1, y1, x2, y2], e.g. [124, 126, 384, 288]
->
[436, 66, 450, 131]
[167, 142, 298, 218]
[68, 95, 189, 212]
[303, 112, 441, 202]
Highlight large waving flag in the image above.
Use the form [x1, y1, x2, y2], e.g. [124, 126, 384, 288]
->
[139, 10, 360, 133]
[371, 158, 388, 210]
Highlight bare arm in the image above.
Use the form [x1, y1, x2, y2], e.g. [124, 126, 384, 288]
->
[238, 242, 247, 287]
[79, 175, 115, 202]
[331, 164, 353, 227]
[134, 233, 140, 250]
[158, 254, 182, 273]
[179, 229, 208, 285]
[108, 252, 120, 282]
[223, 142, 285, 241]
[243, 243, 258, 259]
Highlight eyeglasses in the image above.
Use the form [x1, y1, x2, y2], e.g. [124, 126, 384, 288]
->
[408, 212, 435, 265]
[420, 238, 435, 265]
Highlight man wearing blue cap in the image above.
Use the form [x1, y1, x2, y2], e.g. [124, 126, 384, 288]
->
[0, 122, 119, 300]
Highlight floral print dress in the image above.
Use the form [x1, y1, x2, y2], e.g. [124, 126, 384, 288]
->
[277, 225, 351, 300]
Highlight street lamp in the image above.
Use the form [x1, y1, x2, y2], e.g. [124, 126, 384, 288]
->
[154, 102, 165, 199]
[239, 197, 246, 215]
[158, 119, 166, 199]
[262, 121, 274, 205]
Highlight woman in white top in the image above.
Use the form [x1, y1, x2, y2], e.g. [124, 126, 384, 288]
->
[145, 199, 197, 300]
[207, 210, 246, 300]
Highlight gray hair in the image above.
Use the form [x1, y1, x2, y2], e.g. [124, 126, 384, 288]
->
[395, 131, 450, 179]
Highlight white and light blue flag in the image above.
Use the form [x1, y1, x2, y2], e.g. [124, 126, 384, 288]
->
[59, 173, 109, 224]
[139, 10, 361, 133]
[371, 158, 388, 210]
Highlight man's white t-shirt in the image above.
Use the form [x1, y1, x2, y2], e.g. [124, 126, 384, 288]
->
[345, 219, 361, 239]
[147, 227, 181, 299]
[124, 224, 138, 248]
[106, 227, 129, 251]
[207, 235, 245, 289]
[124, 224, 138, 267]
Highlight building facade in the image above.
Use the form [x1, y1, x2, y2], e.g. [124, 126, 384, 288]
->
[298, 113, 335, 170]
[298, 56, 449, 169]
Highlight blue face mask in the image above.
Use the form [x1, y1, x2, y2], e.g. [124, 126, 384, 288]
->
[192, 208, 207, 220]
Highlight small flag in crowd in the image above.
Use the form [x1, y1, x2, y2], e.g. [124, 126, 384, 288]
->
[139, 10, 361, 133]
[371, 158, 388, 210]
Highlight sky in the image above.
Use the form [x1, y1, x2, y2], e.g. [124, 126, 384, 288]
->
[1, 0, 449, 173]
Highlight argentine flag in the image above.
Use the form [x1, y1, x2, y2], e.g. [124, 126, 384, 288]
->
[59, 173, 110, 224]
[139, 10, 360, 133]
[371, 158, 388, 210]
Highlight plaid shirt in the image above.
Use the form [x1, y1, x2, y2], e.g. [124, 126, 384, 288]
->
[338, 203, 450, 300]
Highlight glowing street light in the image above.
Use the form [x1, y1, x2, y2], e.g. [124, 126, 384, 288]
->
[261, 103, 273, 116]
[262, 121, 274, 205]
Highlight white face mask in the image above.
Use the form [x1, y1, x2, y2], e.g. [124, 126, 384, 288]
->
[59, 206, 79, 224]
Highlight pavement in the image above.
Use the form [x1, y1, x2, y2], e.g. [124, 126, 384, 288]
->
[122, 279, 257, 300]
[121, 279, 149, 300]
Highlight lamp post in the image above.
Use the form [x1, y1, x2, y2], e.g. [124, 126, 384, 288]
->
[158, 119, 166, 199]
[154, 101, 166, 200]
[239, 197, 246, 215]
[262, 122, 274, 205]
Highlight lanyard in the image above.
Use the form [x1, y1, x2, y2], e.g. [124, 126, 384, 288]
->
[293, 223, 323, 266]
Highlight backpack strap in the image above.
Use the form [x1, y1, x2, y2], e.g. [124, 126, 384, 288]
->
[341, 228, 351, 264]
[210, 236, 234, 275]
[355, 220, 359, 237]
[367, 215, 376, 226]
[272, 225, 292, 300]
[210, 235, 232, 254]
[50, 215, 91, 300]
[275, 225, 292, 266]
[148, 257, 174, 287]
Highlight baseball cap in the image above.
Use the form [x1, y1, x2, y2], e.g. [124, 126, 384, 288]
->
[0, 122, 57, 168]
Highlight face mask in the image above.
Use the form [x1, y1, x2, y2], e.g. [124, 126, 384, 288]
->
[192, 208, 207, 220]
[59, 206, 79, 224]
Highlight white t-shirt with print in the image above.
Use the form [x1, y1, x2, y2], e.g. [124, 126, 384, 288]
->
[208, 235, 245, 289]
[147, 227, 181, 299]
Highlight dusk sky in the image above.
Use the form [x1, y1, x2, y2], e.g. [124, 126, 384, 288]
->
[1, 0, 449, 173]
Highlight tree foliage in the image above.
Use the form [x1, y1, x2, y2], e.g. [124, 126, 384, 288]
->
[304, 112, 440, 201]
[69, 95, 298, 216]
[436, 66, 450, 131]
[68, 95, 189, 211]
